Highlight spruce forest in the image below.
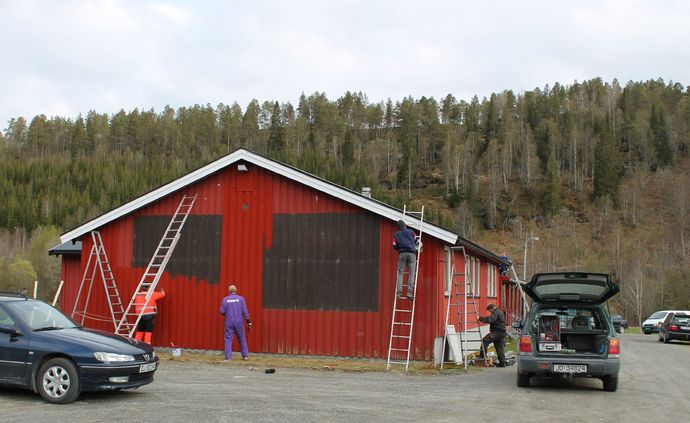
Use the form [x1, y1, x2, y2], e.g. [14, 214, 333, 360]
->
[1, 77, 689, 325]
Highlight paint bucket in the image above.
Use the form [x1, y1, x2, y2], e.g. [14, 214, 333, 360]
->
[172, 348, 182, 358]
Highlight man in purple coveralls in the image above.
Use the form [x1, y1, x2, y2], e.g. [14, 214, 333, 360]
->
[219, 284, 252, 360]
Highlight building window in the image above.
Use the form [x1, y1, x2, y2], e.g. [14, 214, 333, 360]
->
[444, 248, 452, 296]
[469, 256, 481, 297]
[487, 263, 497, 298]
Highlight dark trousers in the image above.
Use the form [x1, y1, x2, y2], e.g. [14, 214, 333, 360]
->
[137, 314, 156, 332]
[481, 332, 507, 365]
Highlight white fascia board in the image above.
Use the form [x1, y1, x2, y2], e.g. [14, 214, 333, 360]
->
[60, 149, 247, 243]
[244, 153, 458, 244]
[61, 149, 459, 245]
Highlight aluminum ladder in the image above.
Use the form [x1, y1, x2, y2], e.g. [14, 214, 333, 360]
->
[386, 205, 424, 372]
[71, 231, 127, 329]
[510, 264, 531, 318]
[440, 246, 487, 369]
[115, 194, 197, 337]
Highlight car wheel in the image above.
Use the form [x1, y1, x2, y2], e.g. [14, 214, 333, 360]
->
[37, 358, 81, 404]
[602, 375, 619, 392]
[617, 326, 624, 334]
[516, 372, 530, 388]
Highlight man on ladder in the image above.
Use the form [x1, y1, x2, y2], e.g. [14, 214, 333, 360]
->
[394, 219, 418, 300]
[133, 287, 166, 344]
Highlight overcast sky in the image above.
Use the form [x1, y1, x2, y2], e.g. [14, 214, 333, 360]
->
[1, 0, 689, 131]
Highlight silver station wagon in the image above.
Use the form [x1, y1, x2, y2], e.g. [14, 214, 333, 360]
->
[513, 272, 621, 392]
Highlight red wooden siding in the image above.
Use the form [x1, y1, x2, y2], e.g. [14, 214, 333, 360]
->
[59, 163, 501, 360]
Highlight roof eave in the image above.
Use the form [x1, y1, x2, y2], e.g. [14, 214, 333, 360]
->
[60, 149, 459, 245]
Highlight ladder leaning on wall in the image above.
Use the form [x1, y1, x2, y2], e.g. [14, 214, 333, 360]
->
[440, 246, 487, 370]
[71, 230, 128, 329]
[115, 193, 197, 337]
[386, 205, 425, 372]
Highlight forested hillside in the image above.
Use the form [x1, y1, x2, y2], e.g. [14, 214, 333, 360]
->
[1, 77, 689, 324]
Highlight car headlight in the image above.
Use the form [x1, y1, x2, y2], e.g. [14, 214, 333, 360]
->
[94, 352, 135, 362]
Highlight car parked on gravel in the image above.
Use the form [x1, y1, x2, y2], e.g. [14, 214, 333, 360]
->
[513, 272, 621, 391]
[610, 314, 628, 334]
[658, 312, 690, 344]
[0, 291, 159, 404]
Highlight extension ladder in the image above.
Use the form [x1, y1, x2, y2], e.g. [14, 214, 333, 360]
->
[115, 194, 197, 337]
[510, 264, 530, 318]
[71, 231, 127, 329]
[386, 205, 424, 372]
[440, 246, 487, 369]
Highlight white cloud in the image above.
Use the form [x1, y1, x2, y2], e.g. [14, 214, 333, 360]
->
[1, 0, 689, 130]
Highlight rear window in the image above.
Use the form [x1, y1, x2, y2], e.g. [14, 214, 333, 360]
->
[672, 316, 690, 324]
[531, 307, 607, 331]
[649, 311, 667, 319]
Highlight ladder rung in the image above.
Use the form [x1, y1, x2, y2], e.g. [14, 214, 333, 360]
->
[393, 322, 411, 326]
[390, 348, 409, 352]
[388, 360, 408, 365]
[392, 335, 410, 339]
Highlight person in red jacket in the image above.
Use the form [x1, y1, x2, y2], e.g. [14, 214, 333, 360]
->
[133, 287, 166, 344]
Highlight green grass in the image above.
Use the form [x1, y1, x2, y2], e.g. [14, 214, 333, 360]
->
[624, 327, 642, 334]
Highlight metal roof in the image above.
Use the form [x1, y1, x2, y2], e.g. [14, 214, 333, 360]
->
[60, 149, 460, 245]
[48, 240, 83, 256]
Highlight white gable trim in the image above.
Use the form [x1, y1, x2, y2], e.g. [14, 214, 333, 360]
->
[60, 149, 459, 245]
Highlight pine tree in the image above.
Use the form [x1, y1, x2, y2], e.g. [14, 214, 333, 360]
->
[542, 151, 560, 215]
[593, 119, 623, 204]
[650, 104, 673, 167]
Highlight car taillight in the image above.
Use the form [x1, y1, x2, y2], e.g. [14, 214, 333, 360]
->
[669, 325, 679, 331]
[519, 335, 532, 353]
[608, 338, 620, 357]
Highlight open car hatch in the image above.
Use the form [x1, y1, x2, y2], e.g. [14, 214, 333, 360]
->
[524, 272, 620, 303]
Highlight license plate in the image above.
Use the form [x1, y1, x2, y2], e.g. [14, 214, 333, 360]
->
[553, 364, 587, 373]
[681, 326, 690, 330]
[139, 362, 157, 373]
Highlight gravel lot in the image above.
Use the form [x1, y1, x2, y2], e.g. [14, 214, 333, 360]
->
[2, 334, 689, 422]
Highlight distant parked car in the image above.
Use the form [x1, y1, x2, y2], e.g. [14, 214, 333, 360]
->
[658, 312, 690, 344]
[513, 272, 621, 392]
[642, 310, 690, 334]
[610, 314, 628, 334]
[0, 292, 159, 404]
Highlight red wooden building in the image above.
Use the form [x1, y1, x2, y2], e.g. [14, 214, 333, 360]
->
[51, 149, 515, 361]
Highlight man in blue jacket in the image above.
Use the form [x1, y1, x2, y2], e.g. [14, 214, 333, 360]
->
[394, 220, 417, 300]
[219, 284, 252, 360]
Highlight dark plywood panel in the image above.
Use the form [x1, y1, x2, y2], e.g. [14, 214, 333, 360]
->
[132, 215, 222, 285]
[263, 213, 380, 311]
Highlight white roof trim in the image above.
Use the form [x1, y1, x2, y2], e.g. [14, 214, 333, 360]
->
[61, 149, 459, 245]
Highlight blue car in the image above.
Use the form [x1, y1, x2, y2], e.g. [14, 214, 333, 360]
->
[0, 292, 159, 404]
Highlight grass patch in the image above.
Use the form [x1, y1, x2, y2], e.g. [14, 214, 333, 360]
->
[624, 327, 642, 334]
[157, 349, 484, 375]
